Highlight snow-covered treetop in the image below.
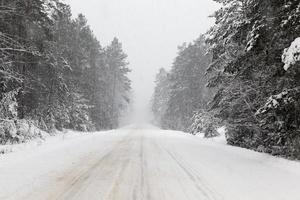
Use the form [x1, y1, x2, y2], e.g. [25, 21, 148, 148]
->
[282, 37, 300, 71]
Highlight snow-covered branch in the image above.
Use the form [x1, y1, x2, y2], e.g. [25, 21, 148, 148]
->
[282, 37, 300, 71]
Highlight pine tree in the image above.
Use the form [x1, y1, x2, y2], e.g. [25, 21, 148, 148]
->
[103, 38, 131, 128]
[152, 68, 171, 127]
[152, 36, 212, 131]
[0, 0, 132, 143]
[206, 0, 300, 157]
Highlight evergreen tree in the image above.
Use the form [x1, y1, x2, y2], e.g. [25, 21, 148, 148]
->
[152, 36, 212, 131]
[206, 0, 300, 157]
[0, 0, 131, 143]
[104, 38, 131, 128]
[152, 68, 171, 127]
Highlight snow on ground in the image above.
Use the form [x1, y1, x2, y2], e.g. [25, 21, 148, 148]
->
[0, 124, 300, 200]
[0, 129, 99, 155]
[193, 126, 227, 144]
[0, 129, 124, 200]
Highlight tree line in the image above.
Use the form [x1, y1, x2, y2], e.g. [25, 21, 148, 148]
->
[152, 0, 300, 159]
[0, 0, 131, 144]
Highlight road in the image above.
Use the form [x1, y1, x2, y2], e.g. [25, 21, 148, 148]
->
[0, 124, 300, 200]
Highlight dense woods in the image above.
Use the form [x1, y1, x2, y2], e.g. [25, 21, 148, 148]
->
[152, 37, 213, 132]
[152, 0, 300, 159]
[0, 0, 131, 144]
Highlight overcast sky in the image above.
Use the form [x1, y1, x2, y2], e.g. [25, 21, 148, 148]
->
[65, 0, 219, 123]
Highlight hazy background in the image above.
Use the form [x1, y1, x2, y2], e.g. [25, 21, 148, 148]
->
[65, 0, 219, 124]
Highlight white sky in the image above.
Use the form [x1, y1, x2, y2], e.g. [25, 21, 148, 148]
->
[64, 0, 219, 123]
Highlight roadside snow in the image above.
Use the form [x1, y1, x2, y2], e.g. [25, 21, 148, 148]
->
[194, 126, 227, 144]
[0, 129, 94, 155]
[0, 125, 300, 200]
[0, 129, 125, 200]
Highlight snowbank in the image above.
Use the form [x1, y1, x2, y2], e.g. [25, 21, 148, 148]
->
[192, 126, 227, 144]
[0, 129, 98, 155]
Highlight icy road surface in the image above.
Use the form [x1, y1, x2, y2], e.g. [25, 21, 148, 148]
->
[1, 124, 300, 200]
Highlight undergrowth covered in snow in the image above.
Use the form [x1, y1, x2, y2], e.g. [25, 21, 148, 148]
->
[282, 37, 300, 71]
[0, 119, 50, 146]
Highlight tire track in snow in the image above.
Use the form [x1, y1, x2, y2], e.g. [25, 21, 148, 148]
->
[167, 148, 225, 200]
[46, 132, 133, 200]
[161, 144, 222, 200]
[139, 133, 152, 200]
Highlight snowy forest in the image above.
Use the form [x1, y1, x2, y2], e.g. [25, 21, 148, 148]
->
[152, 0, 300, 159]
[0, 0, 131, 144]
[2, 1, 300, 199]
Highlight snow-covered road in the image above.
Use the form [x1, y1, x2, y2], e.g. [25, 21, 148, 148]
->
[1, 124, 300, 200]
